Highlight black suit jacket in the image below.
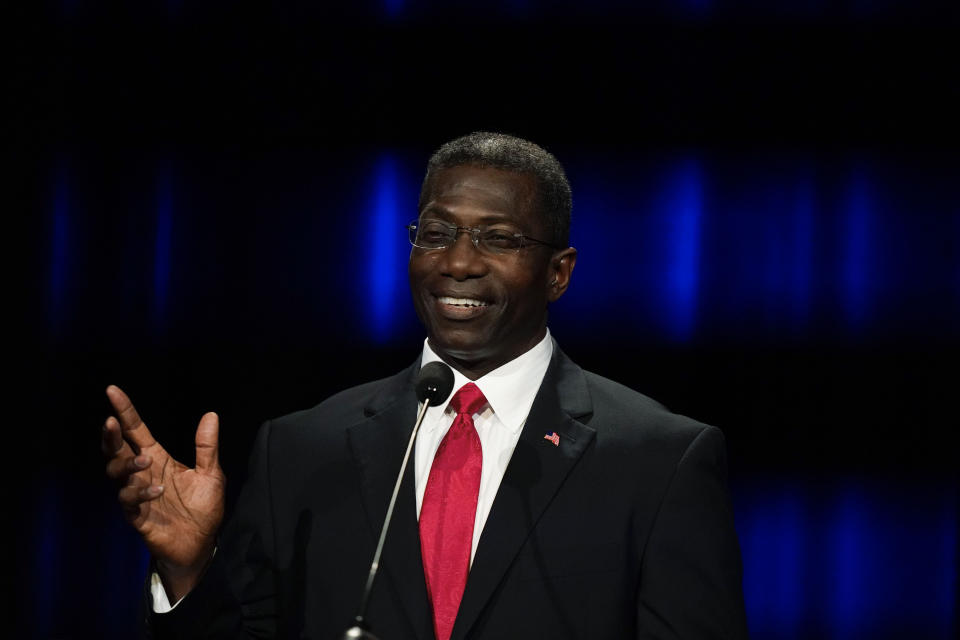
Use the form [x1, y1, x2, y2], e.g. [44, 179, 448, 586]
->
[150, 343, 748, 639]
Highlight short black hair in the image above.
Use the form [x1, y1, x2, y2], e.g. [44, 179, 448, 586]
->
[419, 131, 572, 248]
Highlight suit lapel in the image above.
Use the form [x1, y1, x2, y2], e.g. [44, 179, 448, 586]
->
[347, 362, 434, 640]
[452, 346, 596, 640]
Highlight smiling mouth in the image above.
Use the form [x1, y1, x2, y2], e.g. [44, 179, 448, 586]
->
[437, 296, 489, 308]
[434, 295, 491, 320]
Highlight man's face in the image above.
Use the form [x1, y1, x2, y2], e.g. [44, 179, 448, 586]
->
[409, 164, 575, 379]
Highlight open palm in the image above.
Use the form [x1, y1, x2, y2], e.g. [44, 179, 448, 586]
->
[103, 385, 225, 575]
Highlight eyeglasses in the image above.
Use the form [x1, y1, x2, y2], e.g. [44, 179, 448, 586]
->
[407, 219, 558, 255]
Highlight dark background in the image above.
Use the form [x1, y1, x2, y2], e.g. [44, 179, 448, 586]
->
[13, 2, 958, 639]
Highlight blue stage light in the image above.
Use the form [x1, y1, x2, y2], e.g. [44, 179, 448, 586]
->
[659, 156, 703, 342]
[786, 174, 815, 333]
[367, 153, 406, 342]
[840, 167, 874, 333]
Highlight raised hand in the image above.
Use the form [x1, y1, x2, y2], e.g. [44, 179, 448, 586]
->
[102, 384, 225, 600]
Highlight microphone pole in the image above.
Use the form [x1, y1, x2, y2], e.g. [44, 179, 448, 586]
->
[342, 361, 454, 640]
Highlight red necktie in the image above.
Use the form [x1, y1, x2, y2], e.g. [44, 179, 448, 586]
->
[419, 382, 486, 640]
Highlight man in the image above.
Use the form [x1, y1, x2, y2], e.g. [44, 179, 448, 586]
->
[103, 132, 748, 639]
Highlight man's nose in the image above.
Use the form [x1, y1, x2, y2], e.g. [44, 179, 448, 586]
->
[440, 230, 485, 279]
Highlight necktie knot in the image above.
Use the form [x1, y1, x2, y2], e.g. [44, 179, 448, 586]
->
[450, 382, 487, 418]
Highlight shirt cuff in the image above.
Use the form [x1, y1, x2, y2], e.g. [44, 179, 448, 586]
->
[150, 571, 182, 612]
[149, 547, 217, 613]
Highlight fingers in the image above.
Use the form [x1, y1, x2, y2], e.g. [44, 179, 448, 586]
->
[118, 474, 164, 513]
[194, 412, 220, 473]
[101, 415, 130, 458]
[105, 385, 158, 451]
[105, 451, 153, 482]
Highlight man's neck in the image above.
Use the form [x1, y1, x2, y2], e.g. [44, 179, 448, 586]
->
[426, 329, 549, 381]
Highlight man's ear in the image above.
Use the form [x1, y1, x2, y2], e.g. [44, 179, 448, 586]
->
[547, 247, 577, 302]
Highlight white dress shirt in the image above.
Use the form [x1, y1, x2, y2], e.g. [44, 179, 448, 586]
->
[153, 329, 554, 611]
[415, 329, 553, 565]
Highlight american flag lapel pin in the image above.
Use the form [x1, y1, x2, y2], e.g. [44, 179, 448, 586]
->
[543, 431, 560, 446]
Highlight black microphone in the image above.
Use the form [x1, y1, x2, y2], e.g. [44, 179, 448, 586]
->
[342, 361, 455, 640]
[416, 361, 456, 405]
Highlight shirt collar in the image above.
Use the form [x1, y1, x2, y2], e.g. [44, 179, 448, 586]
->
[419, 328, 554, 434]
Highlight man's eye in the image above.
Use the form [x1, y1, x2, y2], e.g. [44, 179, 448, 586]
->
[419, 223, 452, 242]
[422, 230, 449, 242]
[484, 231, 519, 248]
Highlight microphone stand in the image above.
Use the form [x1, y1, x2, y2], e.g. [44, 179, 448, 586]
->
[342, 399, 434, 640]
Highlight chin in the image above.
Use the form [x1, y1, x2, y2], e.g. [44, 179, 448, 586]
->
[428, 329, 493, 362]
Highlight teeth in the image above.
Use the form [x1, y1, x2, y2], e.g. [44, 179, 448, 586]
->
[438, 296, 488, 307]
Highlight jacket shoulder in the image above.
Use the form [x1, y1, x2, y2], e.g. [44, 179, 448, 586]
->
[579, 368, 720, 448]
[266, 368, 411, 439]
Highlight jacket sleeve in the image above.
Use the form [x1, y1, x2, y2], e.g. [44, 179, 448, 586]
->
[635, 425, 749, 639]
[145, 420, 279, 639]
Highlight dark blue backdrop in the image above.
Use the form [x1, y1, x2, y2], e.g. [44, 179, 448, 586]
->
[15, 2, 958, 639]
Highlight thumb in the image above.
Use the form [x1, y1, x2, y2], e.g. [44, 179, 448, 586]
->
[194, 412, 220, 472]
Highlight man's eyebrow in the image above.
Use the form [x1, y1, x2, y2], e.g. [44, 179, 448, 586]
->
[419, 204, 452, 218]
[419, 206, 515, 225]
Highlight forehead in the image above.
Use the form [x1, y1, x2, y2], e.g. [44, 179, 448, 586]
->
[421, 165, 542, 229]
